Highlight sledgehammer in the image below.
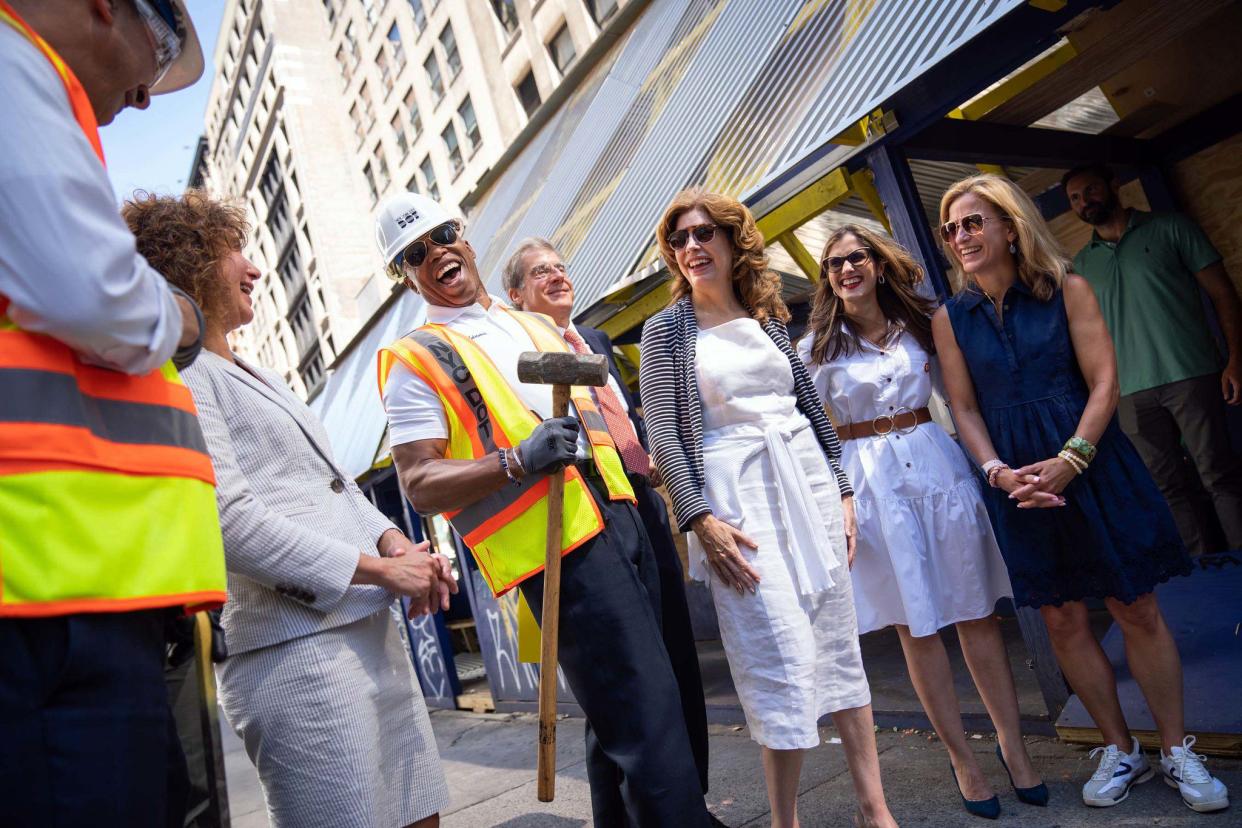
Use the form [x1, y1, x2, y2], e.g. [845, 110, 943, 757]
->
[516, 350, 610, 803]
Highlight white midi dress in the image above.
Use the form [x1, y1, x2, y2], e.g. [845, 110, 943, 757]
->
[799, 327, 1013, 637]
[689, 318, 871, 750]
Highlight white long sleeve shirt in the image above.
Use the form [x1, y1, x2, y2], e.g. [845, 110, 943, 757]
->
[0, 22, 185, 375]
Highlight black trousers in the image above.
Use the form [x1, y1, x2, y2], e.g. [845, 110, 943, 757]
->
[0, 610, 189, 828]
[519, 478, 708, 828]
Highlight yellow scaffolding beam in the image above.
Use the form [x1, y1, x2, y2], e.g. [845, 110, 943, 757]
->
[847, 168, 891, 232]
[948, 40, 1077, 122]
[599, 281, 672, 340]
[776, 231, 821, 282]
[755, 166, 851, 240]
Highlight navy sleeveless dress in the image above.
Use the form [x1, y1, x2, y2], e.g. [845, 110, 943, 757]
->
[945, 282, 1191, 608]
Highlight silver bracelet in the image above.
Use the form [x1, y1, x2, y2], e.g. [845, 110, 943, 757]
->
[498, 448, 520, 485]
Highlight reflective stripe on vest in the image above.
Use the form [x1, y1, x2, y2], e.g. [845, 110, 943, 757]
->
[379, 317, 623, 596]
[499, 308, 636, 503]
[0, 5, 226, 616]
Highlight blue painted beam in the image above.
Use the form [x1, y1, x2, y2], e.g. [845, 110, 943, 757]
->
[866, 143, 951, 300]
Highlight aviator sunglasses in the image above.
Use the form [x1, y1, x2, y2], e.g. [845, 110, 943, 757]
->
[667, 223, 720, 250]
[939, 213, 1007, 242]
[399, 221, 461, 270]
[821, 247, 872, 275]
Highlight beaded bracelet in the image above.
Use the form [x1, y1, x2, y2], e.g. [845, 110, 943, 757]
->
[1057, 449, 1087, 475]
[981, 459, 1009, 488]
[1063, 436, 1096, 463]
[498, 448, 521, 485]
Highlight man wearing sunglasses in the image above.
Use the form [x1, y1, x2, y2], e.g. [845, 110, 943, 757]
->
[0, 1, 222, 827]
[501, 237, 721, 825]
[375, 193, 712, 827]
[1063, 163, 1242, 556]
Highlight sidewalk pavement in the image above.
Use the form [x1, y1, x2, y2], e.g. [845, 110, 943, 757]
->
[222, 708, 1239, 827]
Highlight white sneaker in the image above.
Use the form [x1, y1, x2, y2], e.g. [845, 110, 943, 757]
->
[1082, 737, 1154, 807]
[1161, 736, 1230, 813]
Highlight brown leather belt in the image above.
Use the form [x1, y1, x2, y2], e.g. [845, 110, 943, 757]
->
[838, 406, 932, 441]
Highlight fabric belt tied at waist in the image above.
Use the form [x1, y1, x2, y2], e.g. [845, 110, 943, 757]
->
[838, 406, 931, 441]
[707, 415, 841, 596]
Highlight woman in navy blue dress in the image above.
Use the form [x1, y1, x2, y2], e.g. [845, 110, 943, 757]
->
[931, 174, 1228, 814]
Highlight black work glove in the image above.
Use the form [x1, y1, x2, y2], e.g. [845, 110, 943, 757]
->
[517, 416, 580, 475]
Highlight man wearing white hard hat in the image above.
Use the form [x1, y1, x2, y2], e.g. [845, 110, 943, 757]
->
[375, 192, 713, 827]
[0, 1, 227, 825]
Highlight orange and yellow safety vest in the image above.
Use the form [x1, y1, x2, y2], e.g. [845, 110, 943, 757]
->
[378, 307, 634, 596]
[0, 1, 226, 617]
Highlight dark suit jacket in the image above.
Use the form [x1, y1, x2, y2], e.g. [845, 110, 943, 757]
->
[576, 324, 649, 451]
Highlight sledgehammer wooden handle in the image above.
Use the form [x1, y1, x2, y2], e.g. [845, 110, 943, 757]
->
[536, 384, 570, 802]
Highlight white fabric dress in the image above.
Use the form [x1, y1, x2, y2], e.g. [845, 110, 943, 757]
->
[690, 318, 871, 750]
[799, 327, 1013, 637]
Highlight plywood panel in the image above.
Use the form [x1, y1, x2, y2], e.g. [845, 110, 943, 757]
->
[1172, 131, 1242, 295]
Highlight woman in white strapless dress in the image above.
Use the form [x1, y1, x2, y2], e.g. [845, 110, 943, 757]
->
[800, 225, 1046, 818]
[640, 190, 897, 828]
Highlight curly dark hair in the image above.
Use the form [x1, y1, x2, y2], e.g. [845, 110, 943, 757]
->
[655, 187, 790, 325]
[122, 189, 250, 326]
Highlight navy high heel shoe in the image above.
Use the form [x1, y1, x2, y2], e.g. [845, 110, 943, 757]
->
[996, 745, 1050, 806]
[950, 761, 1001, 819]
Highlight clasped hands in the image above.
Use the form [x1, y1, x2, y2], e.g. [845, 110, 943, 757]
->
[363, 529, 459, 618]
[997, 457, 1077, 509]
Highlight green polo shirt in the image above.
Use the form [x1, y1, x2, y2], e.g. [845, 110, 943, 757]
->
[1072, 210, 1223, 396]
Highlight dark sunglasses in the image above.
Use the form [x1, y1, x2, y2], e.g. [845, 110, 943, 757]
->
[400, 221, 460, 270]
[822, 247, 872, 274]
[667, 223, 720, 250]
[939, 213, 1006, 242]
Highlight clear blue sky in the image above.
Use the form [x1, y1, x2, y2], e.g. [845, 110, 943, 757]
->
[101, 0, 226, 203]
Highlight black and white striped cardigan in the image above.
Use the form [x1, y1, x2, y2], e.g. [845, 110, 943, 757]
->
[638, 297, 854, 532]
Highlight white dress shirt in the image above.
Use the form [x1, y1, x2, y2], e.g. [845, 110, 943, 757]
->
[383, 296, 590, 457]
[0, 23, 184, 375]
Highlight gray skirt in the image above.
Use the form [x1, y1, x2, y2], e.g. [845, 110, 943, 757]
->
[219, 609, 450, 828]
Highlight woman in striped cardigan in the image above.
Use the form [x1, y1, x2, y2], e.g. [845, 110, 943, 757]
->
[639, 188, 897, 828]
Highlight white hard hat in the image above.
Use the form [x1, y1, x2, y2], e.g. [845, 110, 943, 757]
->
[375, 191, 459, 281]
[145, 0, 205, 95]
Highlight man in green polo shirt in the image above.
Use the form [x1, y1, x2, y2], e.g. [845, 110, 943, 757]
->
[1064, 163, 1242, 555]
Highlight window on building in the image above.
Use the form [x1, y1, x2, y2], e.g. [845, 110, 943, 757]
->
[392, 112, 408, 157]
[403, 88, 423, 140]
[374, 145, 391, 193]
[548, 24, 575, 74]
[322, 0, 336, 25]
[361, 0, 379, 29]
[375, 45, 391, 90]
[299, 343, 325, 393]
[407, 0, 425, 33]
[458, 96, 480, 154]
[259, 154, 293, 256]
[359, 81, 375, 130]
[348, 102, 365, 144]
[276, 240, 305, 298]
[343, 20, 359, 64]
[424, 53, 443, 105]
[438, 24, 461, 82]
[515, 70, 541, 117]
[441, 124, 462, 177]
[335, 44, 352, 84]
[387, 23, 405, 71]
[586, 0, 619, 25]
[419, 155, 439, 200]
[490, 0, 518, 36]
[362, 160, 379, 202]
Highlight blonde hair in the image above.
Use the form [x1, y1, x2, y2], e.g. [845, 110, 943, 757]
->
[655, 187, 790, 324]
[938, 174, 1067, 301]
[805, 225, 937, 365]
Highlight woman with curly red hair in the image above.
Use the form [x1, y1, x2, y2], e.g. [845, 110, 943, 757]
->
[639, 189, 896, 828]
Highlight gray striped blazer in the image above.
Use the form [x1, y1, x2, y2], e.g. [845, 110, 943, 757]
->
[639, 297, 853, 531]
[181, 350, 396, 655]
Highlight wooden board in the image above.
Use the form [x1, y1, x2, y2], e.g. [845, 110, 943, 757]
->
[1173, 130, 1242, 297]
[1055, 552, 1242, 757]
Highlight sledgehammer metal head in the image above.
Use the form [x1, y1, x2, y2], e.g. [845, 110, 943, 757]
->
[517, 351, 609, 387]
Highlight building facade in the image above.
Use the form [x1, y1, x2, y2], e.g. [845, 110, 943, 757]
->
[200, 0, 631, 396]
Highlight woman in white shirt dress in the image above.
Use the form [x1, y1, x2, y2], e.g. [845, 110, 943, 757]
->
[641, 190, 897, 828]
[799, 225, 1046, 819]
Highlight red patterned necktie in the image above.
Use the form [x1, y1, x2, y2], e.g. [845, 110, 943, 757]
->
[562, 328, 652, 477]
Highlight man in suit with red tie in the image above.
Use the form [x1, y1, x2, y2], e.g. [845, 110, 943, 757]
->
[502, 237, 717, 825]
